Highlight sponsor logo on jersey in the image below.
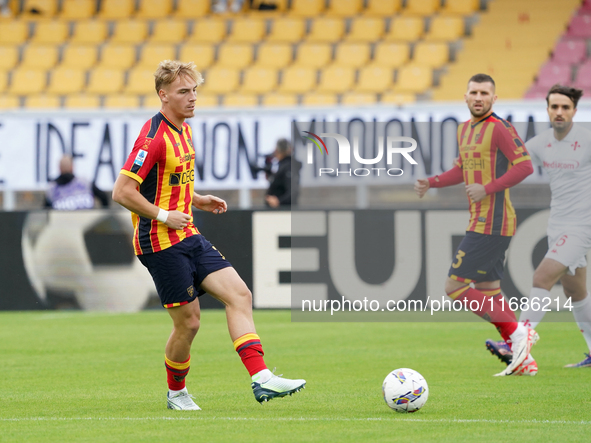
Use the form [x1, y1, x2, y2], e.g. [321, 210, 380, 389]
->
[133, 150, 148, 167]
[543, 160, 579, 170]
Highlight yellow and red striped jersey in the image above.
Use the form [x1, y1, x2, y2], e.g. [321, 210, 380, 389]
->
[120, 112, 199, 255]
[456, 112, 530, 236]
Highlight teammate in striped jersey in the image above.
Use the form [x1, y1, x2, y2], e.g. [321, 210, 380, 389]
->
[113, 60, 305, 410]
[415, 74, 537, 376]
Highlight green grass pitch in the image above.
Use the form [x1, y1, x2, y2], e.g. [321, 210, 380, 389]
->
[1, 310, 590, 442]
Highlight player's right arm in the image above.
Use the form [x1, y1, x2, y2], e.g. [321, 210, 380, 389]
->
[414, 158, 464, 198]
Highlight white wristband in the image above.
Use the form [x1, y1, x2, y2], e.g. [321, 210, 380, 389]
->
[156, 208, 169, 223]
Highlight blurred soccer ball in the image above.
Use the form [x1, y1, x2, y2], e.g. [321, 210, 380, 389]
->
[382, 368, 429, 413]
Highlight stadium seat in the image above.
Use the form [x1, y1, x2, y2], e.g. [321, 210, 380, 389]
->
[223, 93, 259, 107]
[201, 67, 239, 94]
[241, 67, 278, 94]
[0, 95, 20, 109]
[424, 16, 464, 41]
[573, 61, 591, 89]
[373, 43, 410, 68]
[402, 0, 440, 16]
[325, 0, 362, 17]
[64, 94, 101, 108]
[179, 44, 215, 70]
[384, 17, 424, 42]
[413, 42, 449, 68]
[9, 68, 46, 95]
[441, 0, 479, 15]
[316, 65, 355, 93]
[345, 17, 385, 42]
[294, 43, 332, 68]
[567, 14, 591, 38]
[86, 67, 125, 94]
[174, 0, 210, 19]
[188, 19, 227, 44]
[110, 20, 149, 44]
[227, 19, 266, 43]
[256, 43, 293, 69]
[217, 43, 254, 69]
[356, 66, 394, 93]
[536, 62, 572, 88]
[262, 92, 298, 106]
[135, 0, 172, 19]
[150, 20, 188, 44]
[301, 92, 337, 106]
[21, 44, 58, 69]
[266, 17, 305, 43]
[0, 21, 28, 45]
[124, 68, 157, 94]
[47, 67, 86, 94]
[290, 0, 325, 17]
[552, 39, 587, 65]
[29, 20, 69, 44]
[341, 92, 377, 105]
[381, 91, 416, 105]
[334, 43, 370, 68]
[138, 44, 177, 68]
[99, 44, 137, 69]
[21, 0, 57, 20]
[60, 0, 96, 20]
[0, 71, 7, 92]
[523, 84, 549, 99]
[364, 0, 401, 16]
[393, 65, 432, 93]
[26, 94, 60, 109]
[104, 95, 140, 109]
[98, 0, 135, 19]
[0, 46, 19, 71]
[143, 93, 163, 108]
[70, 20, 108, 44]
[306, 18, 345, 43]
[61, 44, 98, 69]
[278, 66, 317, 93]
[194, 93, 219, 107]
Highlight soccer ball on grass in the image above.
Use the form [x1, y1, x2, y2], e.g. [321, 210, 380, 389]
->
[382, 368, 429, 413]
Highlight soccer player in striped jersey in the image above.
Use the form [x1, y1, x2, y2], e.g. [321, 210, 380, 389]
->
[112, 60, 305, 410]
[487, 85, 591, 369]
[414, 74, 537, 376]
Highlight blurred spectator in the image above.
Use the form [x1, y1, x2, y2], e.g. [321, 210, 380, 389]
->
[45, 156, 109, 210]
[212, 0, 245, 13]
[265, 138, 301, 208]
[0, 0, 11, 16]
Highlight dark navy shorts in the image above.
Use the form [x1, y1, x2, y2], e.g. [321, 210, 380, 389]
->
[138, 234, 232, 308]
[448, 231, 512, 283]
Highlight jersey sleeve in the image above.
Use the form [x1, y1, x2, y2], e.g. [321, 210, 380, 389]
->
[120, 135, 164, 184]
[492, 121, 531, 165]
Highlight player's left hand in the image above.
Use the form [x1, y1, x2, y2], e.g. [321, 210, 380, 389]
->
[196, 195, 227, 214]
[465, 183, 487, 202]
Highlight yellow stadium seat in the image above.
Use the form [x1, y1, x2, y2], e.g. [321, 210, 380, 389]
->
[262, 92, 298, 106]
[188, 19, 227, 44]
[70, 20, 108, 44]
[194, 93, 218, 107]
[356, 65, 394, 92]
[279, 66, 316, 93]
[143, 93, 162, 108]
[150, 19, 188, 44]
[326, 0, 362, 17]
[202, 67, 239, 94]
[174, 0, 210, 19]
[317, 65, 355, 93]
[26, 94, 60, 109]
[104, 94, 140, 109]
[227, 19, 266, 43]
[306, 18, 345, 43]
[64, 94, 101, 108]
[21, 44, 58, 69]
[0, 71, 7, 92]
[135, 0, 172, 19]
[179, 44, 215, 70]
[61, 44, 98, 69]
[0, 46, 19, 70]
[290, 0, 325, 17]
[30, 20, 69, 44]
[60, 0, 95, 20]
[223, 93, 259, 107]
[138, 44, 177, 68]
[9, 68, 46, 95]
[424, 16, 464, 41]
[86, 67, 125, 94]
[334, 43, 370, 68]
[47, 67, 86, 94]
[124, 68, 156, 94]
[256, 43, 293, 69]
[294, 43, 332, 68]
[341, 92, 377, 105]
[441, 0, 479, 15]
[98, 0, 135, 19]
[301, 92, 337, 106]
[381, 91, 416, 105]
[21, 0, 57, 20]
[241, 67, 278, 93]
[402, 0, 440, 16]
[384, 17, 424, 42]
[364, 0, 401, 16]
[373, 42, 410, 68]
[0, 95, 20, 109]
[393, 65, 432, 93]
[99, 44, 137, 69]
[266, 17, 305, 43]
[0, 21, 28, 45]
[217, 43, 253, 68]
[110, 20, 149, 44]
[413, 42, 449, 68]
[345, 17, 385, 42]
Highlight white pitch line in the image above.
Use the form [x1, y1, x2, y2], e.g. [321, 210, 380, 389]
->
[1, 417, 590, 425]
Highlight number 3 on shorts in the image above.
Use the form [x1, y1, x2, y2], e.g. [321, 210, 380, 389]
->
[452, 250, 466, 269]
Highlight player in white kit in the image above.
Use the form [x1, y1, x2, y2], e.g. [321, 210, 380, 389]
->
[487, 85, 591, 369]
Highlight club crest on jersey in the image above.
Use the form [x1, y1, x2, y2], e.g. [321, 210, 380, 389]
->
[134, 150, 148, 167]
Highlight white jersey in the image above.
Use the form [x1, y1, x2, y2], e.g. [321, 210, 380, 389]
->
[526, 124, 591, 227]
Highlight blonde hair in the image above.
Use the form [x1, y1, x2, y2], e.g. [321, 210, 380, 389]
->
[154, 60, 204, 93]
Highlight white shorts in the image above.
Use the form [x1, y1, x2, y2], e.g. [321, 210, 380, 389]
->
[546, 224, 591, 275]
